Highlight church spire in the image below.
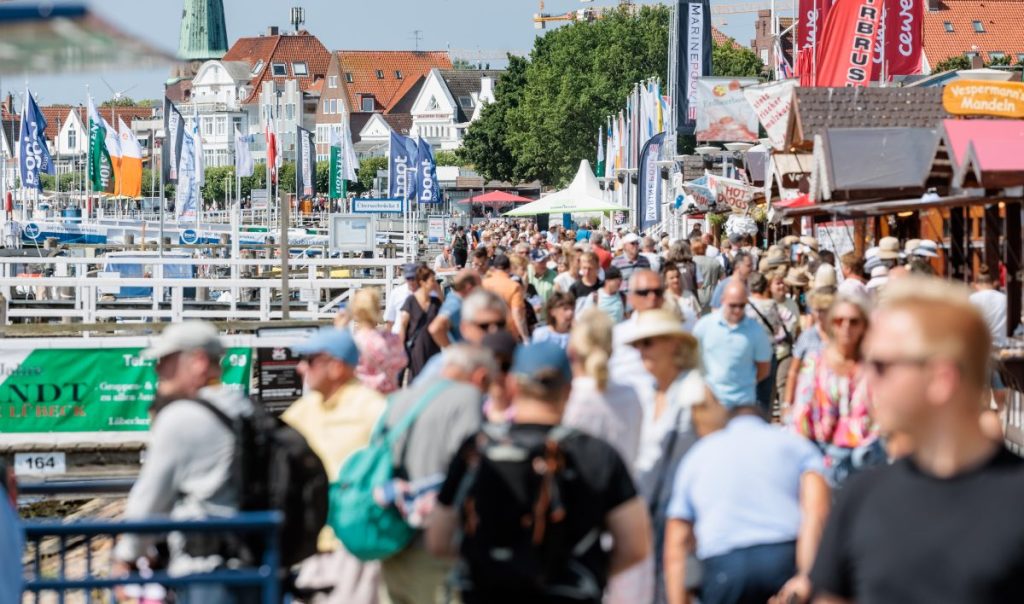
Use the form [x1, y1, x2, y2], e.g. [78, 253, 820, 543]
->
[178, 0, 228, 61]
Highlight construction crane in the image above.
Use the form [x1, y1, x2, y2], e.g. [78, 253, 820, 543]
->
[533, 0, 772, 29]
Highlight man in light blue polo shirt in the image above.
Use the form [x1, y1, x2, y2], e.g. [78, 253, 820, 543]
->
[693, 280, 772, 408]
[663, 406, 829, 604]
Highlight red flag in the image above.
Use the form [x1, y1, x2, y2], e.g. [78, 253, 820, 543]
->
[797, 0, 834, 59]
[265, 119, 278, 184]
[797, 47, 817, 86]
[883, 0, 922, 76]
[814, 0, 885, 87]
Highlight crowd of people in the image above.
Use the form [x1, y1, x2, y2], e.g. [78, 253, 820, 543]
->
[7, 219, 1022, 604]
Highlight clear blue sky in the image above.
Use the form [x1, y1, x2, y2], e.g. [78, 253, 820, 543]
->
[18, 0, 759, 105]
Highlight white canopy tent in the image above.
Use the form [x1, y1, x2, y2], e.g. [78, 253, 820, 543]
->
[504, 160, 628, 217]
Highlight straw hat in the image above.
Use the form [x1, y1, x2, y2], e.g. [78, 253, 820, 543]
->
[903, 238, 921, 256]
[877, 236, 901, 260]
[799, 236, 819, 251]
[620, 309, 698, 347]
[780, 235, 799, 248]
[813, 264, 838, 289]
[783, 266, 811, 288]
[912, 239, 939, 258]
[764, 246, 790, 269]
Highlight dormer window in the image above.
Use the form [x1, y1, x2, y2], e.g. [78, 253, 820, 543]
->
[973, 20, 985, 33]
[376, 70, 385, 79]
[360, 95, 374, 112]
[345, 72, 354, 83]
[292, 62, 308, 76]
[395, 70, 403, 79]
[271, 63, 287, 76]
[251, 60, 265, 75]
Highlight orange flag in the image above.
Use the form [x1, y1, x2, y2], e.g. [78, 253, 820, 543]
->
[813, 0, 884, 87]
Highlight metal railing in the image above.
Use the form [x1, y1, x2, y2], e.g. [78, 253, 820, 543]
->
[22, 511, 283, 604]
[0, 256, 405, 324]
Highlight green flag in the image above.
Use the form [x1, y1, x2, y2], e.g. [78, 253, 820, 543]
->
[87, 97, 114, 193]
[329, 128, 346, 200]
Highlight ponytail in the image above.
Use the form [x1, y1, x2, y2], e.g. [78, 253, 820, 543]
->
[585, 349, 610, 392]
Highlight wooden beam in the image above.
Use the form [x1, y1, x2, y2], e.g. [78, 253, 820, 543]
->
[950, 207, 966, 281]
[984, 204, 1001, 273]
[1007, 201, 1022, 338]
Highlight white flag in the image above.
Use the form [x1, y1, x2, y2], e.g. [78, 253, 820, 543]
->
[193, 122, 205, 187]
[234, 126, 253, 178]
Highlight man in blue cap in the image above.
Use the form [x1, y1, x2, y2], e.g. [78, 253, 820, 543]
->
[426, 342, 651, 604]
[282, 328, 386, 602]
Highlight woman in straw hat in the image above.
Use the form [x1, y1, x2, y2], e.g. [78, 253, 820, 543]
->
[562, 309, 652, 604]
[789, 293, 876, 487]
[621, 309, 726, 604]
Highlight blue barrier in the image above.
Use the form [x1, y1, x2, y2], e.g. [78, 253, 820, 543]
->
[22, 511, 283, 604]
[19, 478, 135, 496]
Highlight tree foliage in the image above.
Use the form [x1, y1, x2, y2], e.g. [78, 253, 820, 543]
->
[100, 97, 138, 107]
[934, 55, 972, 73]
[712, 42, 764, 78]
[355, 156, 389, 194]
[460, 7, 764, 187]
[433, 149, 465, 166]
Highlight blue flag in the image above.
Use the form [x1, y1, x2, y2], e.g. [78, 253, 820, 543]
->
[388, 131, 418, 203]
[19, 90, 55, 191]
[637, 131, 666, 231]
[175, 130, 198, 221]
[417, 138, 440, 204]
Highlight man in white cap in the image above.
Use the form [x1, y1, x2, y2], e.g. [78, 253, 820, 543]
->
[613, 233, 652, 297]
[113, 322, 254, 602]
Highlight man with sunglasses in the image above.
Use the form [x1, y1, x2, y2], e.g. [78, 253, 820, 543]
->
[610, 270, 668, 391]
[811, 278, 1024, 604]
[693, 280, 772, 409]
[413, 290, 510, 387]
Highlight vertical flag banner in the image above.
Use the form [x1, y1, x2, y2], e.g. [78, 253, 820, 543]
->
[695, 78, 760, 142]
[234, 127, 254, 178]
[266, 118, 279, 184]
[102, 117, 122, 196]
[342, 118, 358, 181]
[87, 97, 113, 192]
[676, 0, 712, 136]
[193, 122, 205, 188]
[296, 126, 315, 200]
[596, 126, 605, 178]
[417, 137, 440, 204]
[388, 131, 418, 203]
[19, 90, 55, 191]
[814, 0, 885, 87]
[797, 0, 834, 67]
[328, 127, 345, 200]
[637, 131, 666, 230]
[117, 118, 143, 198]
[175, 130, 197, 221]
[162, 98, 184, 184]
[882, 0, 922, 77]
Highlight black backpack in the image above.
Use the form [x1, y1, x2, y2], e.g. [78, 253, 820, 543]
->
[193, 397, 329, 568]
[453, 424, 602, 600]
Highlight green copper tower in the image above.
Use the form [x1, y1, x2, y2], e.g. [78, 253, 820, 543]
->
[177, 0, 228, 61]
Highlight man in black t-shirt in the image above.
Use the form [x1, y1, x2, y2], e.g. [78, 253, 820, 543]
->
[426, 342, 650, 604]
[811, 277, 1024, 604]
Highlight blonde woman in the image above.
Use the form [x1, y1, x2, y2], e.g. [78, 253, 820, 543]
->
[337, 287, 408, 394]
[563, 309, 647, 604]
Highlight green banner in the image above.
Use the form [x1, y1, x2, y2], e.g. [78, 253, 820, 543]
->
[0, 348, 252, 433]
[329, 145, 346, 200]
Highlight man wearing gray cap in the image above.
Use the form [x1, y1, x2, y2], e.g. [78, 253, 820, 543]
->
[113, 322, 254, 602]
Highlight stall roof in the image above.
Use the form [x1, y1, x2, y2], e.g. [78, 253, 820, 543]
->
[945, 120, 1024, 189]
[820, 128, 940, 200]
[789, 87, 950, 149]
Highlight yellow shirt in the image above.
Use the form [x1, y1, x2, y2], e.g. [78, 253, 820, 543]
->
[282, 379, 386, 551]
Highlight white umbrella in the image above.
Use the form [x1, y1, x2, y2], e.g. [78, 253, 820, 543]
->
[504, 160, 628, 217]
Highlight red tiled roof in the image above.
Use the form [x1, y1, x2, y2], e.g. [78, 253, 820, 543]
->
[223, 30, 331, 103]
[924, 0, 1024, 65]
[336, 50, 453, 114]
[713, 26, 738, 48]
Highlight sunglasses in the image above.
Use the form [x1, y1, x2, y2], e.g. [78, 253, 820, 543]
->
[832, 316, 865, 328]
[633, 288, 664, 298]
[866, 356, 929, 377]
[473, 320, 506, 333]
[633, 337, 661, 349]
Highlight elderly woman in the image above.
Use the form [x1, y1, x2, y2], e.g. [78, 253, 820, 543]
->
[789, 293, 874, 487]
[622, 310, 726, 604]
[337, 287, 408, 394]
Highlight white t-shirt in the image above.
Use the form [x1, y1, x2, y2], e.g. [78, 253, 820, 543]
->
[970, 289, 1008, 340]
[433, 254, 453, 271]
[383, 282, 412, 329]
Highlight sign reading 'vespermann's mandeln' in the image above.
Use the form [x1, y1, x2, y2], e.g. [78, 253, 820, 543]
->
[943, 80, 1024, 119]
[0, 348, 252, 433]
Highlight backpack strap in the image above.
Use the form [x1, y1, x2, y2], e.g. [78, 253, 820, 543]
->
[183, 397, 236, 431]
[379, 380, 450, 448]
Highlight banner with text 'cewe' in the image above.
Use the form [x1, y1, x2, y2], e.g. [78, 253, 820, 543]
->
[0, 348, 251, 433]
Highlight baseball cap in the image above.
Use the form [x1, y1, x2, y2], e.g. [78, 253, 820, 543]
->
[292, 328, 361, 366]
[142, 321, 224, 360]
[511, 342, 572, 386]
[621, 233, 640, 245]
[529, 248, 551, 263]
[403, 263, 420, 280]
[482, 331, 518, 373]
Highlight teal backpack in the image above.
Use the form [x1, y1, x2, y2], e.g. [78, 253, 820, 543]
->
[329, 380, 448, 561]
